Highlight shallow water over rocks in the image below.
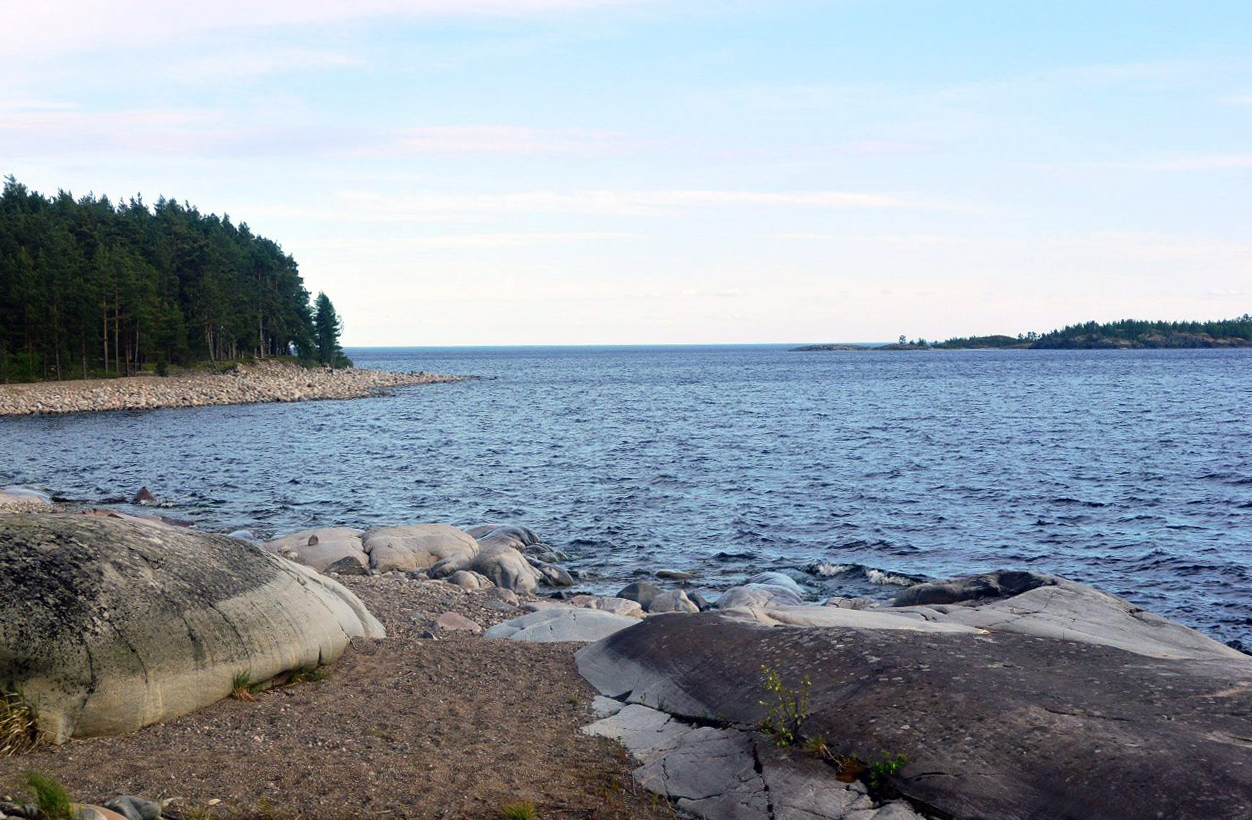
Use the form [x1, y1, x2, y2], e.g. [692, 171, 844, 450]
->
[1, 345, 1249, 649]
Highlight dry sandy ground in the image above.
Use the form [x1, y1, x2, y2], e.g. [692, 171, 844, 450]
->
[0, 577, 673, 820]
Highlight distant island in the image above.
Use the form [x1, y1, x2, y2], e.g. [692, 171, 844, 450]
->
[793, 315, 1252, 351]
[0, 177, 350, 383]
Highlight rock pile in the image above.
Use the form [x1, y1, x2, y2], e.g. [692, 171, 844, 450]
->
[265, 521, 577, 598]
[0, 360, 466, 416]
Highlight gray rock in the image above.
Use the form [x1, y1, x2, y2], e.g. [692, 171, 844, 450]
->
[576, 591, 1252, 820]
[132, 486, 158, 505]
[103, 796, 161, 820]
[537, 564, 574, 587]
[523, 543, 568, 563]
[891, 569, 1053, 607]
[264, 527, 367, 572]
[656, 569, 693, 580]
[570, 595, 645, 618]
[648, 589, 699, 614]
[484, 607, 639, 643]
[435, 612, 482, 633]
[746, 571, 803, 594]
[466, 523, 542, 546]
[487, 587, 520, 606]
[617, 581, 662, 611]
[431, 542, 542, 595]
[445, 570, 493, 591]
[0, 512, 384, 742]
[583, 704, 914, 820]
[824, 596, 878, 609]
[893, 571, 1246, 660]
[360, 524, 479, 573]
[590, 695, 626, 718]
[0, 487, 52, 506]
[715, 583, 805, 609]
[325, 555, 369, 576]
[688, 592, 712, 611]
[225, 529, 259, 544]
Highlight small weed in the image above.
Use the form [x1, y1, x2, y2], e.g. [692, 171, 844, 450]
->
[0, 690, 41, 755]
[758, 665, 810, 747]
[801, 733, 832, 761]
[283, 666, 328, 686]
[231, 671, 259, 702]
[499, 801, 537, 820]
[867, 751, 908, 791]
[566, 692, 580, 706]
[21, 771, 75, 820]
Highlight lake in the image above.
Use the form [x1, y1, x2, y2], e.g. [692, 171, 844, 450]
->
[2, 345, 1249, 651]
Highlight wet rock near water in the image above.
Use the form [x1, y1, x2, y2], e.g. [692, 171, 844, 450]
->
[0, 360, 467, 416]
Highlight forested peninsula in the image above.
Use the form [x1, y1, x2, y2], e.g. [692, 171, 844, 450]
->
[794, 315, 1252, 351]
[0, 177, 348, 383]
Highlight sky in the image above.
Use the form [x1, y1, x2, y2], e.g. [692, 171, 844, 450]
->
[3, 0, 1250, 345]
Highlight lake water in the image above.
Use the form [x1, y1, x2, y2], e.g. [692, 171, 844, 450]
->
[2, 346, 1250, 651]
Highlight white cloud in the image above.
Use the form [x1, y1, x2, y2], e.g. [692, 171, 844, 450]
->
[366, 126, 651, 157]
[296, 231, 630, 249]
[250, 188, 919, 223]
[1094, 154, 1252, 171]
[3, 0, 656, 61]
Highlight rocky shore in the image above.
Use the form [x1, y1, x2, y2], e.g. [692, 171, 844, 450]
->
[0, 360, 467, 416]
[2, 509, 1249, 820]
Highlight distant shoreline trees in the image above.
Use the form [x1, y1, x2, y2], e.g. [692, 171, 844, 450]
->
[931, 316, 1252, 350]
[0, 177, 351, 383]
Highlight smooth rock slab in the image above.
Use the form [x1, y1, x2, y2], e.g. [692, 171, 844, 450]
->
[0, 513, 384, 742]
[583, 704, 920, 820]
[576, 604, 1252, 820]
[484, 607, 639, 643]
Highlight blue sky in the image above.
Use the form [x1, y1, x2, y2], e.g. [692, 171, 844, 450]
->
[4, 0, 1250, 344]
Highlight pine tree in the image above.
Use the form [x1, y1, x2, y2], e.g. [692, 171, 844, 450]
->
[313, 292, 350, 368]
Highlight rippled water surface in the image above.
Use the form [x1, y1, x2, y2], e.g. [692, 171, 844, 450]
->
[2, 346, 1250, 649]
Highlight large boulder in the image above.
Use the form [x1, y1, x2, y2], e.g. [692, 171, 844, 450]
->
[430, 541, 541, 595]
[715, 582, 804, 609]
[576, 575, 1252, 820]
[890, 570, 1238, 660]
[361, 524, 479, 573]
[0, 512, 384, 742]
[264, 527, 366, 572]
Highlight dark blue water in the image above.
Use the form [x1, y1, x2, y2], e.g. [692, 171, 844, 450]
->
[2, 346, 1250, 650]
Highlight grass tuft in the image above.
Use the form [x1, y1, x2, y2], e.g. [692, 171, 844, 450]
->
[1, 691, 41, 756]
[500, 801, 538, 820]
[231, 671, 258, 702]
[22, 770, 75, 820]
[283, 666, 328, 686]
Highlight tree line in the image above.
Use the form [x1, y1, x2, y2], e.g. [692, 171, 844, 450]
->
[0, 177, 348, 383]
[930, 315, 1252, 350]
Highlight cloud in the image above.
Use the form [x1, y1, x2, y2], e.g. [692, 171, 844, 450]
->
[359, 126, 652, 157]
[1091, 154, 1252, 172]
[296, 231, 630, 249]
[293, 188, 916, 220]
[168, 49, 366, 83]
[2, 0, 658, 67]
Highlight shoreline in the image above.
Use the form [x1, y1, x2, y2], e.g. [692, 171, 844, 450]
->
[0, 360, 470, 417]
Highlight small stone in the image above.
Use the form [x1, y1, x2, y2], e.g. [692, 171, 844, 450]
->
[488, 587, 520, 606]
[103, 796, 161, 820]
[418, 630, 438, 640]
[435, 612, 482, 633]
[656, 569, 693, 580]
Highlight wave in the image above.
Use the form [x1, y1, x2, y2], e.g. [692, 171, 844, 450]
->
[804, 560, 928, 587]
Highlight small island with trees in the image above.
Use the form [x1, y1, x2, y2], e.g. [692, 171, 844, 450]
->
[0, 177, 350, 383]
[793, 315, 1252, 351]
